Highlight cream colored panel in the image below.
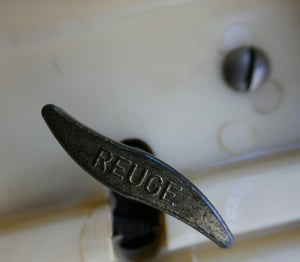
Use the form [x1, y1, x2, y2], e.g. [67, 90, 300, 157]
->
[157, 226, 300, 262]
[0, 198, 113, 262]
[166, 150, 300, 250]
[0, 0, 299, 261]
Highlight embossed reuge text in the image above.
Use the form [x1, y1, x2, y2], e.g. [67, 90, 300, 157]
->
[93, 147, 182, 206]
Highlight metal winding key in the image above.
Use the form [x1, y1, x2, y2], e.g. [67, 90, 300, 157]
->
[41, 104, 234, 249]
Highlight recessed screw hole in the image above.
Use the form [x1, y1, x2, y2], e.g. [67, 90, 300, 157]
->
[112, 139, 160, 254]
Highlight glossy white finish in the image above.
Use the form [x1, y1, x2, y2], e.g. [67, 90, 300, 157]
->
[166, 150, 300, 250]
[0, 198, 114, 261]
[157, 226, 300, 262]
[0, 0, 299, 261]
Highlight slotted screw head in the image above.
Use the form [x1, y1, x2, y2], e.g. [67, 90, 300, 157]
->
[222, 46, 270, 92]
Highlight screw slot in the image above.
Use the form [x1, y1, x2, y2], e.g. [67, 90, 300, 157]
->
[222, 46, 270, 92]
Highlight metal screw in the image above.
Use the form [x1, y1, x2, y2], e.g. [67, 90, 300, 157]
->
[222, 46, 270, 92]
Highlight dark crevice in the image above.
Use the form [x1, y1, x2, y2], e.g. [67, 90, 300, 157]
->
[112, 139, 160, 250]
[121, 138, 154, 155]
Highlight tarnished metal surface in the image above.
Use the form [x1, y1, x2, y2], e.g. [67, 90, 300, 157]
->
[41, 104, 234, 249]
[222, 46, 270, 92]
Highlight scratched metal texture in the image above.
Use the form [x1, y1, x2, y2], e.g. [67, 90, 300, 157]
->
[42, 104, 234, 248]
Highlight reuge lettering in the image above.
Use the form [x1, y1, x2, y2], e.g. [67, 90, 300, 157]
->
[93, 147, 182, 206]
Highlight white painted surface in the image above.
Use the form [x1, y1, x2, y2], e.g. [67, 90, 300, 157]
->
[0, 0, 299, 261]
